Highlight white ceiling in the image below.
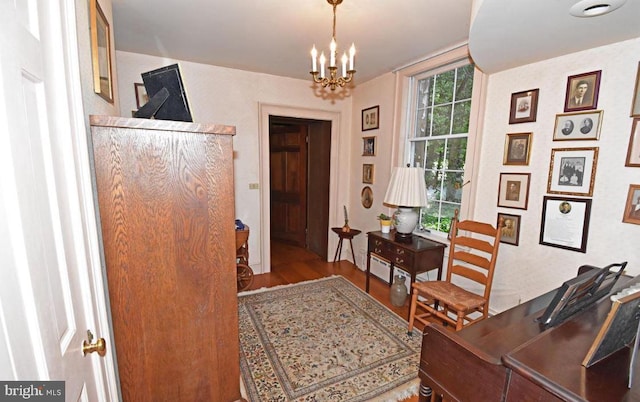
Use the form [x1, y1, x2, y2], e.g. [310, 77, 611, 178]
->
[112, 0, 640, 85]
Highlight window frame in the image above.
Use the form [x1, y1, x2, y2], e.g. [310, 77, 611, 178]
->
[391, 45, 487, 237]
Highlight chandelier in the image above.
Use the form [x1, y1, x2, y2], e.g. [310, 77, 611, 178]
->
[310, 0, 356, 91]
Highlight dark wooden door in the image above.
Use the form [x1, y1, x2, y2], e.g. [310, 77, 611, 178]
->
[270, 122, 308, 247]
[307, 121, 331, 260]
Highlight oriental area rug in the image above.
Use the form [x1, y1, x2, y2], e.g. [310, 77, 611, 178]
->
[238, 276, 422, 401]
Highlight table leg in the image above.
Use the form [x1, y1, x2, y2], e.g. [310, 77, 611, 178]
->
[418, 382, 433, 402]
[407, 271, 418, 320]
[365, 251, 371, 293]
[333, 238, 343, 263]
[348, 238, 357, 267]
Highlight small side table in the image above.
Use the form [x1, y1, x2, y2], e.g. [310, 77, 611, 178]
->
[331, 227, 362, 267]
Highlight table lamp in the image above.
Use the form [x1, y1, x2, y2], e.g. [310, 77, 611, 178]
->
[383, 166, 427, 242]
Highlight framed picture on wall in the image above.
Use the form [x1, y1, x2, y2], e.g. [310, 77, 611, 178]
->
[547, 147, 599, 196]
[509, 89, 539, 124]
[553, 110, 603, 141]
[503, 132, 532, 165]
[497, 213, 521, 246]
[90, 0, 113, 103]
[631, 62, 640, 117]
[539, 196, 592, 253]
[625, 118, 640, 167]
[497, 173, 531, 210]
[622, 184, 640, 225]
[362, 164, 374, 184]
[361, 186, 373, 209]
[564, 70, 601, 112]
[362, 105, 379, 131]
[362, 136, 376, 156]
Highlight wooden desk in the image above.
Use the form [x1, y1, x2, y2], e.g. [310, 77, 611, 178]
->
[417, 273, 637, 402]
[366, 231, 445, 306]
[331, 227, 361, 266]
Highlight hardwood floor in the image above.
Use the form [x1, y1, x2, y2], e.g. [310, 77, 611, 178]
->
[247, 240, 423, 325]
[245, 240, 425, 402]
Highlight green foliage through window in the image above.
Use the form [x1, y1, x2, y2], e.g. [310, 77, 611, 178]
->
[410, 63, 474, 234]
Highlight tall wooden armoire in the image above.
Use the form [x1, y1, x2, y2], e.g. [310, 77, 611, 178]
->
[90, 116, 244, 401]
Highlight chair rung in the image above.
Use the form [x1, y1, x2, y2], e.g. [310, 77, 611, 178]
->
[453, 250, 491, 269]
[457, 220, 498, 237]
[455, 236, 495, 255]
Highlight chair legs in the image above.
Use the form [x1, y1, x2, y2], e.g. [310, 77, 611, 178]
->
[408, 291, 419, 334]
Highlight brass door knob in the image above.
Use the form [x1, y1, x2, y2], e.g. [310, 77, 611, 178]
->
[82, 330, 106, 356]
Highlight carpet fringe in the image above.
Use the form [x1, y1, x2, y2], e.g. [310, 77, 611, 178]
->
[371, 378, 420, 402]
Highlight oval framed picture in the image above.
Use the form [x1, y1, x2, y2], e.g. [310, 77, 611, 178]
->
[361, 186, 373, 209]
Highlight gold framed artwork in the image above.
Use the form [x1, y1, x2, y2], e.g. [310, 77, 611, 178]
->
[626, 118, 640, 167]
[362, 136, 376, 156]
[631, 62, 640, 117]
[564, 70, 601, 112]
[547, 147, 599, 197]
[553, 110, 603, 141]
[503, 132, 532, 165]
[361, 186, 373, 209]
[509, 89, 539, 124]
[497, 173, 531, 210]
[362, 164, 374, 184]
[622, 184, 640, 225]
[90, 0, 113, 103]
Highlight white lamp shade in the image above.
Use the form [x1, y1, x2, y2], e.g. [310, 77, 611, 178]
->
[383, 167, 427, 207]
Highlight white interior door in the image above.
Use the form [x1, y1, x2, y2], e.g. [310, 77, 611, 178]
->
[0, 0, 117, 400]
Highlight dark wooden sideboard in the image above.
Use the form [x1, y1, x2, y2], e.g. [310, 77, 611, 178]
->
[366, 231, 445, 308]
[418, 273, 640, 402]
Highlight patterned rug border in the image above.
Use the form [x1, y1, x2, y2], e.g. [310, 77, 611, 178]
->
[238, 275, 422, 402]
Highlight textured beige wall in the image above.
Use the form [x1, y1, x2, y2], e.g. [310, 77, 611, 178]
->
[477, 37, 640, 312]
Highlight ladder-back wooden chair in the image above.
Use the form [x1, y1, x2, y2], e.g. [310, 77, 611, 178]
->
[408, 210, 503, 332]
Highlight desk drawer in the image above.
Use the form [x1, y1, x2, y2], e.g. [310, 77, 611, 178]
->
[369, 237, 388, 257]
[368, 237, 414, 268]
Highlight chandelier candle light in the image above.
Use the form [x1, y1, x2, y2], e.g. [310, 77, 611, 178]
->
[310, 0, 356, 90]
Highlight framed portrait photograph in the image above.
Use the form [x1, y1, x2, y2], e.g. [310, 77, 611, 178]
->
[564, 70, 601, 112]
[625, 118, 640, 167]
[622, 184, 640, 225]
[134, 83, 149, 109]
[497, 173, 531, 210]
[509, 89, 539, 124]
[503, 132, 532, 165]
[90, 0, 113, 103]
[547, 147, 599, 196]
[362, 105, 379, 131]
[362, 136, 376, 156]
[553, 110, 603, 141]
[631, 62, 640, 117]
[539, 196, 592, 253]
[361, 186, 373, 209]
[362, 164, 374, 184]
[497, 213, 521, 246]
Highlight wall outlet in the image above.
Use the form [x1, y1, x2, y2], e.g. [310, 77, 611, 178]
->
[249, 183, 259, 189]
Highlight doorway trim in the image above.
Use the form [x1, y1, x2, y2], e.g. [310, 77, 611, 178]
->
[258, 104, 343, 273]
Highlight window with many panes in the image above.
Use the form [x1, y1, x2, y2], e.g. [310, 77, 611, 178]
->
[408, 62, 475, 234]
